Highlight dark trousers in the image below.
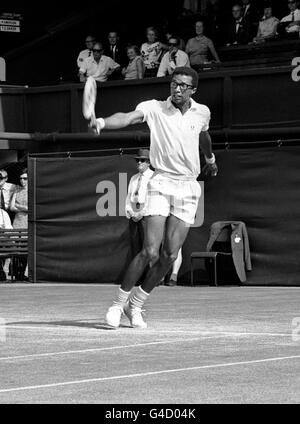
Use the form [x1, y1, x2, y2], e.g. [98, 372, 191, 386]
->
[129, 218, 145, 259]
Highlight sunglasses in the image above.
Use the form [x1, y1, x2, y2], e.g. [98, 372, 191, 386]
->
[169, 43, 178, 46]
[20, 177, 28, 180]
[135, 158, 148, 163]
[0, 175, 7, 180]
[92, 49, 103, 53]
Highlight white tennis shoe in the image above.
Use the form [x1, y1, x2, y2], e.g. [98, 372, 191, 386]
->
[105, 305, 123, 328]
[124, 304, 147, 329]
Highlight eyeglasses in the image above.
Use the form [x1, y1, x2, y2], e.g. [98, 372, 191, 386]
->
[92, 49, 102, 53]
[20, 177, 28, 180]
[170, 80, 194, 91]
[169, 43, 178, 47]
[135, 158, 148, 163]
[0, 175, 6, 180]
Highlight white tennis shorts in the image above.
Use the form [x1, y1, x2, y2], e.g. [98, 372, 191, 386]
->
[144, 172, 201, 225]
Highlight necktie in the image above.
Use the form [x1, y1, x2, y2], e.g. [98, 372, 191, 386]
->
[0, 188, 5, 210]
[291, 12, 295, 21]
[88, 50, 91, 56]
[134, 174, 143, 209]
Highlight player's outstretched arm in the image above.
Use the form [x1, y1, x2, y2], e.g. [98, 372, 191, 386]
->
[90, 110, 144, 134]
[199, 131, 218, 177]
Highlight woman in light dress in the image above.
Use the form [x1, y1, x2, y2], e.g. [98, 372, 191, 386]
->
[122, 45, 145, 80]
[140, 26, 167, 77]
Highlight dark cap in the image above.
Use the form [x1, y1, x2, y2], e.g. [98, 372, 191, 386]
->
[134, 148, 150, 160]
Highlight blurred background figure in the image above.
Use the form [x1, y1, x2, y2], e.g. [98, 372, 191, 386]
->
[105, 31, 127, 80]
[185, 20, 220, 70]
[164, 27, 186, 51]
[157, 36, 190, 77]
[224, 4, 252, 46]
[253, 4, 279, 44]
[122, 45, 145, 80]
[140, 26, 166, 77]
[278, 0, 300, 39]
[0, 208, 13, 282]
[10, 168, 28, 281]
[0, 169, 16, 222]
[125, 149, 153, 262]
[77, 35, 96, 68]
[241, 0, 260, 38]
[79, 42, 120, 82]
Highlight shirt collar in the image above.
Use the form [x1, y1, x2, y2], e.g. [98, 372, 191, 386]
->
[166, 96, 198, 111]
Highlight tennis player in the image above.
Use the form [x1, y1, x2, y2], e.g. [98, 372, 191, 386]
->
[90, 67, 218, 328]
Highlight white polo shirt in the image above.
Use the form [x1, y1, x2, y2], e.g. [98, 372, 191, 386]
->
[136, 97, 210, 178]
[79, 55, 120, 82]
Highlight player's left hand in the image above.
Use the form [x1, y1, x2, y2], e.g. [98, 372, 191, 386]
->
[203, 162, 218, 177]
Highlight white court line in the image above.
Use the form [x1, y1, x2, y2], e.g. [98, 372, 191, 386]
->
[0, 329, 292, 363]
[5, 324, 291, 338]
[0, 354, 299, 394]
[0, 338, 202, 362]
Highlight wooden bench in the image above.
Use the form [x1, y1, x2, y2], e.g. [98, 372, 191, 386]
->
[0, 229, 28, 282]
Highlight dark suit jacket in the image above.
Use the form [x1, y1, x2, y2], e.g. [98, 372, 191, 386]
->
[207, 221, 252, 283]
[104, 43, 127, 67]
[225, 18, 253, 45]
[242, 5, 260, 37]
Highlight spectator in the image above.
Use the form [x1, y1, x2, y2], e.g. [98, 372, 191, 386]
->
[157, 37, 190, 77]
[241, 0, 260, 38]
[10, 168, 28, 229]
[140, 27, 166, 77]
[253, 4, 279, 43]
[0, 208, 13, 282]
[10, 168, 28, 281]
[122, 45, 145, 80]
[278, 0, 300, 38]
[185, 20, 220, 70]
[182, 0, 200, 16]
[79, 42, 120, 83]
[0, 169, 16, 221]
[105, 31, 127, 68]
[77, 35, 96, 68]
[164, 27, 186, 51]
[224, 4, 253, 46]
[125, 149, 154, 260]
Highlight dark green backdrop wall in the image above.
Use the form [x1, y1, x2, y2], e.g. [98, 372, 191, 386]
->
[28, 145, 300, 285]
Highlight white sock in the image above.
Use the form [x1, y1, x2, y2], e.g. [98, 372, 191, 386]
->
[112, 287, 131, 309]
[129, 286, 149, 309]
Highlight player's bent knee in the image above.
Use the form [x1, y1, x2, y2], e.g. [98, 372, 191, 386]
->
[161, 249, 178, 265]
[142, 247, 160, 264]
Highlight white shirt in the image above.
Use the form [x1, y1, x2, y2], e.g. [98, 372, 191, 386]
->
[79, 55, 120, 82]
[0, 182, 16, 210]
[0, 208, 12, 229]
[157, 50, 190, 77]
[77, 49, 93, 68]
[136, 97, 210, 178]
[125, 168, 154, 220]
[281, 8, 300, 22]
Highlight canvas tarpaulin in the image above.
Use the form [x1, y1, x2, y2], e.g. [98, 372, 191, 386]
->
[28, 146, 300, 285]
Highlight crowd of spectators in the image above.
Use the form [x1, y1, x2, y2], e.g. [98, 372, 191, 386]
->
[76, 0, 300, 83]
[0, 168, 28, 282]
